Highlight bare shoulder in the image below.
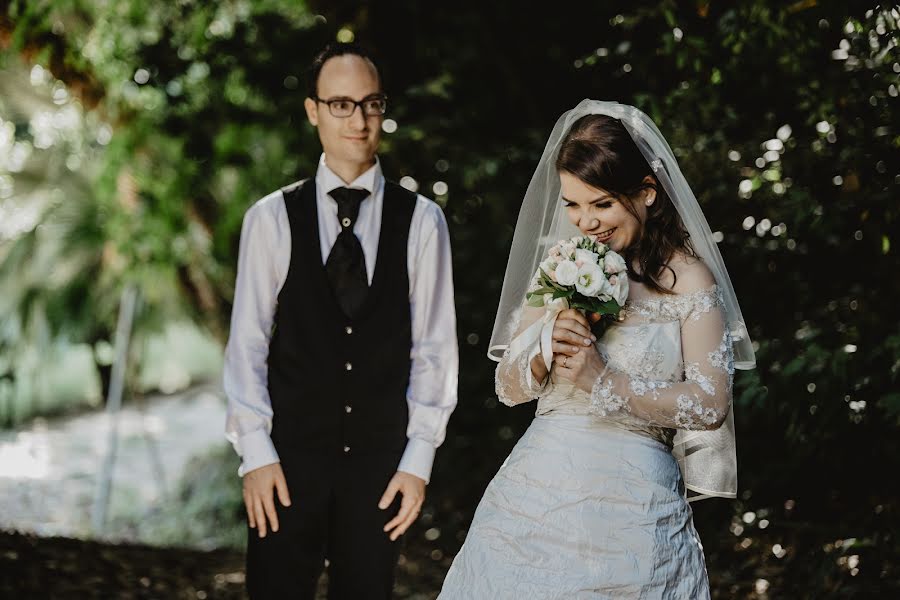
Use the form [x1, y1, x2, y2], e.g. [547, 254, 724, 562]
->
[668, 252, 716, 295]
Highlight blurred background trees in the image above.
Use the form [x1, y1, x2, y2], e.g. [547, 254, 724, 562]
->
[1, 0, 897, 597]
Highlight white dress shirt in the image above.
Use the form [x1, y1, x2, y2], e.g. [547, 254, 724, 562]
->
[224, 155, 458, 483]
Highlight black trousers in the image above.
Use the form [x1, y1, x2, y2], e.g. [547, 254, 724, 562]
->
[246, 450, 404, 600]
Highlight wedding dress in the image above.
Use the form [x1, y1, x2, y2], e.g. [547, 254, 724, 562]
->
[438, 283, 734, 599]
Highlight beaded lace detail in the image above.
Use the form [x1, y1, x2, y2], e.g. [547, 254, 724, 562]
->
[622, 285, 722, 324]
[496, 344, 551, 407]
[589, 286, 735, 431]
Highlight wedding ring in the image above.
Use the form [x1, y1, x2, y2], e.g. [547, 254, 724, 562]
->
[563, 356, 568, 368]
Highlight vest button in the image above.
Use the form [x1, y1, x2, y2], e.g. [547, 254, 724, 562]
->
[345, 326, 353, 335]
[345, 405, 352, 413]
[343, 445, 351, 453]
[345, 362, 353, 371]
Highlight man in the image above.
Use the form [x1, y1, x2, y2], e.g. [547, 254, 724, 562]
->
[224, 42, 458, 599]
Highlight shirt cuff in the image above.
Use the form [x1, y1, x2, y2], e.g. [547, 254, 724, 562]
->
[236, 429, 280, 477]
[397, 438, 437, 484]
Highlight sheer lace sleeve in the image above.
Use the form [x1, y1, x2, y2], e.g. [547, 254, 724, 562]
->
[590, 288, 735, 430]
[495, 305, 554, 407]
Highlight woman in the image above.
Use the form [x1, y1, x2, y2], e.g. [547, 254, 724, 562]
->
[438, 101, 756, 598]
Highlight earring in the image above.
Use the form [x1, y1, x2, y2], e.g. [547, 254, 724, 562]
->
[645, 199, 654, 206]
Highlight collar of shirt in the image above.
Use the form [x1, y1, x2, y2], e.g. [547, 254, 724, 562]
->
[312, 154, 385, 283]
[316, 153, 382, 198]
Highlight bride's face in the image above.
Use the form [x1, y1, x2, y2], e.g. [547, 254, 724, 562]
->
[559, 170, 649, 253]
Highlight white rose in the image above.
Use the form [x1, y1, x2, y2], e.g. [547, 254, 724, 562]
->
[608, 273, 629, 306]
[540, 258, 557, 274]
[574, 248, 599, 266]
[575, 262, 607, 297]
[555, 260, 579, 286]
[603, 250, 627, 275]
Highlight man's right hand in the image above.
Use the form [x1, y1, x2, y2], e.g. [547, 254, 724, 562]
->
[243, 462, 292, 538]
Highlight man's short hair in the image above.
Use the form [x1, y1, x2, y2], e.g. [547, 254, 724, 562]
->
[307, 42, 382, 97]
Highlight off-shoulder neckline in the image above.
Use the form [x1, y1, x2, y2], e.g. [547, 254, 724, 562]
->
[620, 284, 721, 322]
[625, 284, 719, 309]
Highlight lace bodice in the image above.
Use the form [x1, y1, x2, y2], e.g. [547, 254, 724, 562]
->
[494, 285, 734, 436]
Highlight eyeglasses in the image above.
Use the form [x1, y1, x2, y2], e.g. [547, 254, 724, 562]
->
[312, 94, 388, 118]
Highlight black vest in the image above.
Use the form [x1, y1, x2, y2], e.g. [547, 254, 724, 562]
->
[267, 178, 417, 459]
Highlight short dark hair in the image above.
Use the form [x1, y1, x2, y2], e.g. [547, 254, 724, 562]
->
[307, 42, 382, 97]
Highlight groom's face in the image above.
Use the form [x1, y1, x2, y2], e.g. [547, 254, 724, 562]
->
[305, 55, 383, 169]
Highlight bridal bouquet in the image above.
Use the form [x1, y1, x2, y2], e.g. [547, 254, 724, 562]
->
[526, 235, 629, 332]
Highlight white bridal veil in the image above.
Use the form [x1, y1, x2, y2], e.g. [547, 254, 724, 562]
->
[489, 99, 756, 500]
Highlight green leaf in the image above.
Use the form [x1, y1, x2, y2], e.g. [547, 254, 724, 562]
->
[783, 356, 807, 376]
[526, 294, 545, 308]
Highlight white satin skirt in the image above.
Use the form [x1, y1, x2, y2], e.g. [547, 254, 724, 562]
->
[438, 413, 711, 599]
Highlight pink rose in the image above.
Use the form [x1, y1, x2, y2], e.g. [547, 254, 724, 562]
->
[603, 250, 627, 275]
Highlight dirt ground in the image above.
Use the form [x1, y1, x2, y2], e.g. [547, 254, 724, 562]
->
[0, 530, 450, 600]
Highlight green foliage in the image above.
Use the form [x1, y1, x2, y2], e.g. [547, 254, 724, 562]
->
[110, 445, 246, 551]
[2, 0, 899, 596]
[525, 235, 626, 334]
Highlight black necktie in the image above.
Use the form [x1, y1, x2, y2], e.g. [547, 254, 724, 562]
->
[325, 187, 370, 318]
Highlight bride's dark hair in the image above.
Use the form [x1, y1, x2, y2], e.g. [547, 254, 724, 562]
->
[555, 114, 695, 294]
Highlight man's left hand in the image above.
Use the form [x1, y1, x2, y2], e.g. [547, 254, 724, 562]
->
[379, 471, 426, 541]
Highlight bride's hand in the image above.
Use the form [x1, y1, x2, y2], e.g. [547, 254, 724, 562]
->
[530, 309, 595, 385]
[551, 309, 596, 357]
[554, 340, 606, 394]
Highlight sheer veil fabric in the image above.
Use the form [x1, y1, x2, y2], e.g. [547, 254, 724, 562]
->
[488, 100, 756, 500]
